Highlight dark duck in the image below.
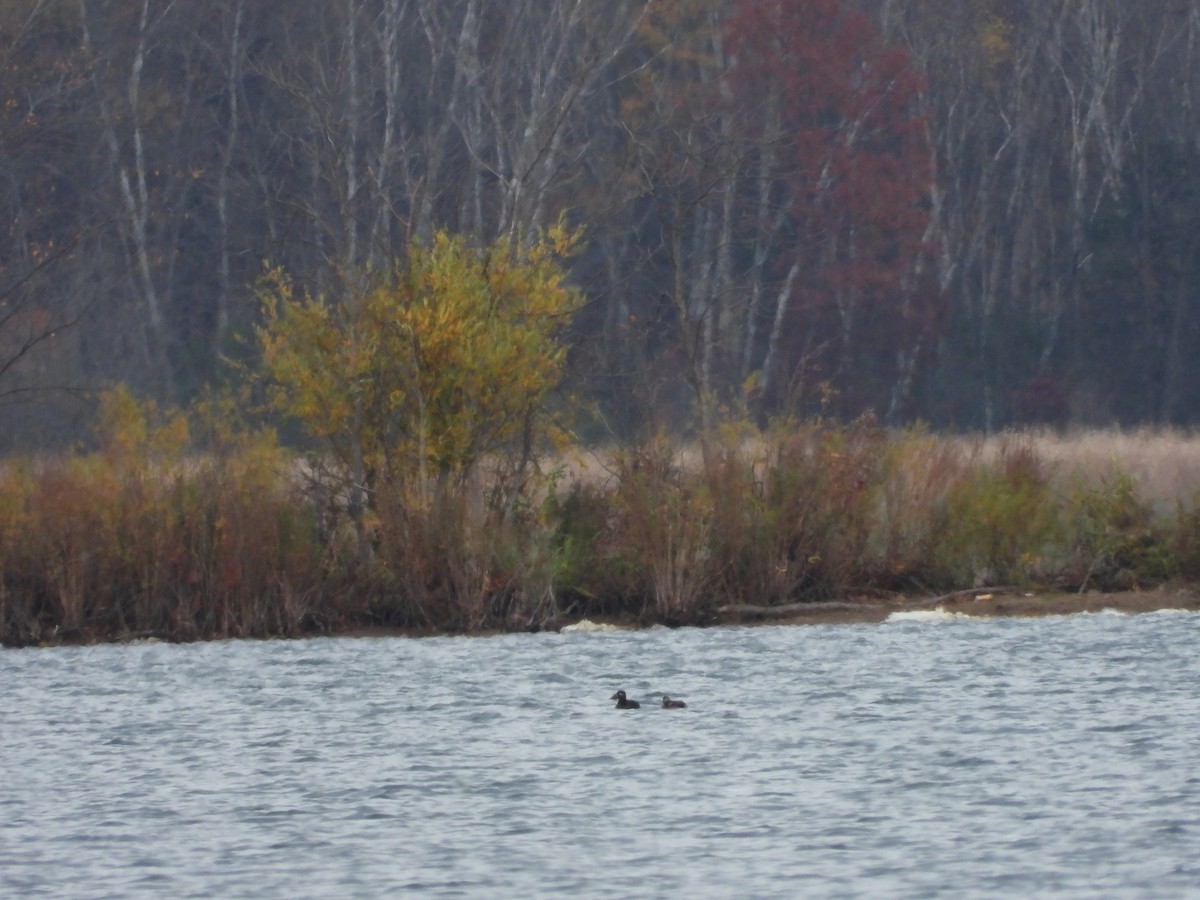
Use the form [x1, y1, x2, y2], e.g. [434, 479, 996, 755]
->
[661, 695, 687, 709]
[611, 690, 641, 709]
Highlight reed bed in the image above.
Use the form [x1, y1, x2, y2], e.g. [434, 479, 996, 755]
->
[969, 427, 1200, 516]
[4, 413, 1200, 646]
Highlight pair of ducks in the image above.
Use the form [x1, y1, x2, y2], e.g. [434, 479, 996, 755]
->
[611, 690, 686, 709]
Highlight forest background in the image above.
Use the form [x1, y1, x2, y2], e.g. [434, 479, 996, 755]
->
[4, 0, 1200, 448]
[6, 0, 1200, 644]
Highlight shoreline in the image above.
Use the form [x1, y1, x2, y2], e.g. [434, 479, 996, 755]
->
[13, 587, 1200, 649]
[711, 587, 1200, 627]
[306, 586, 1200, 640]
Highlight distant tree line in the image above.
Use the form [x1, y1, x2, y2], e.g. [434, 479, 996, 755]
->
[3, 0, 1200, 449]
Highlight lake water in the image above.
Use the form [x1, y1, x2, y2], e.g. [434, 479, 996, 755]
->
[3, 608, 1200, 898]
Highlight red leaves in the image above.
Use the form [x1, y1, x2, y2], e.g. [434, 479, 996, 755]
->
[728, 0, 930, 239]
[725, 0, 936, 392]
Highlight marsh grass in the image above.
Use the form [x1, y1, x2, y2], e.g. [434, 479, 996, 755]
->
[4, 402, 1200, 645]
[972, 427, 1200, 517]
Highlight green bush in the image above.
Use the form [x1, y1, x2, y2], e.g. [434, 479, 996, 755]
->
[930, 439, 1062, 587]
[1064, 470, 1177, 589]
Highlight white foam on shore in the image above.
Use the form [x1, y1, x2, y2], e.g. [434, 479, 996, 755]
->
[886, 605, 1198, 625]
[559, 619, 622, 634]
[885, 606, 972, 623]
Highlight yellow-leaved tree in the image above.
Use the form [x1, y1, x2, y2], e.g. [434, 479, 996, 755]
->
[257, 225, 581, 527]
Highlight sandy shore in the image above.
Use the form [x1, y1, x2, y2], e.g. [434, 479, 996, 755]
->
[44, 587, 1196, 646]
[710, 587, 1200, 627]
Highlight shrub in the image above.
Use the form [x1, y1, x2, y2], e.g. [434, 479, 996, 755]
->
[545, 477, 635, 617]
[608, 436, 715, 620]
[929, 437, 1062, 587]
[1064, 469, 1177, 590]
[0, 388, 323, 645]
[745, 419, 886, 601]
[256, 225, 582, 567]
[869, 429, 970, 587]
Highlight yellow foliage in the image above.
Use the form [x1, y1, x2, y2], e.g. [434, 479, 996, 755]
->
[257, 226, 582, 487]
[95, 385, 189, 464]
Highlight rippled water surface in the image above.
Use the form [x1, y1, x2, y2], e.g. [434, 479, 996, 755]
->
[4, 609, 1200, 898]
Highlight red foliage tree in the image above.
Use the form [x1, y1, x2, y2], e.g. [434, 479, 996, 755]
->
[725, 0, 937, 415]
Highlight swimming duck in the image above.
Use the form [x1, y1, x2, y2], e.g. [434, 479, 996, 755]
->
[611, 690, 641, 709]
[661, 695, 687, 709]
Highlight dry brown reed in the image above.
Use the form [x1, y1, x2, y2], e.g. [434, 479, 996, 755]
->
[969, 427, 1200, 515]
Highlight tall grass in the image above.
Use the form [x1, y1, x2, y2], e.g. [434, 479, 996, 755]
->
[4, 397, 1200, 646]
